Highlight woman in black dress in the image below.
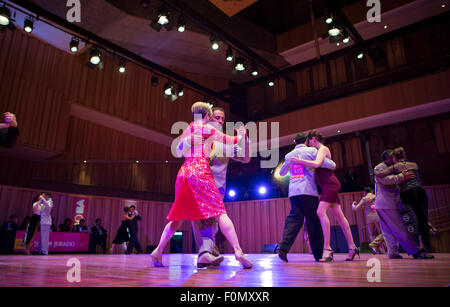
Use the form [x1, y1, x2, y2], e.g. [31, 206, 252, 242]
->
[110, 206, 133, 254]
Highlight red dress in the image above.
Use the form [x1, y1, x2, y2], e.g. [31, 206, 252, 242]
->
[317, 168, 341, 204]
[167, 122, 239, 221]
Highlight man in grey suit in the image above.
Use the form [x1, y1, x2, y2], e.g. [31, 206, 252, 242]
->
[374, 150, 433, 259]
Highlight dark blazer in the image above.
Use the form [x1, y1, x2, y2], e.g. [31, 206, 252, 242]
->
[128, 214, 142, 235]
[90, 225, 107, 236]
[0, 126, 19, 148]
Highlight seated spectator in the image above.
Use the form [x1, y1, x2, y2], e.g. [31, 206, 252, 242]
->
[58, 218, 72, 232]
[0, 215, 19, 254]
[72, 219, 89, 233]
[89, 218, 107, 254]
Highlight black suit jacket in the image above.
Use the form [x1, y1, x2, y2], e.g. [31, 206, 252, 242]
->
[0, 126, 19, 148]
[128, 214, 142, 235]
[91, 225, 107, 237]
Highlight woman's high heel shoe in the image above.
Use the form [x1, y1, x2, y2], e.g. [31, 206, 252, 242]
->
[319, 248, 334, 262]
[346, 247, 360, 261]
[150, 252, 164, 267]
[235, 252, 253, 269]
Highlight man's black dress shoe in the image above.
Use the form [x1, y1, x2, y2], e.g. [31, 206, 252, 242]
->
[278, 249, 288, 262]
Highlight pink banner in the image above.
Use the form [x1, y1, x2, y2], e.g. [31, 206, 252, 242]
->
[13, 231, 89, 252]
[72, 196, 89, 226]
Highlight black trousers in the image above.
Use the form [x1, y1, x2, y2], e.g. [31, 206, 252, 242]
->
[89, 234, 107, 253]
[401, 187, 432, 252]
[25, 214, 40, 245]
[126, 232, 142, 254]
[279, 195, 324, 261]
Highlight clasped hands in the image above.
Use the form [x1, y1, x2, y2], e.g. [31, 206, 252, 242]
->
[0, 112, 18, 129]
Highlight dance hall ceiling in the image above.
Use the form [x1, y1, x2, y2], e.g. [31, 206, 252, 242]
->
[21, 0, 442, 84]
[10, 0, 448, 103]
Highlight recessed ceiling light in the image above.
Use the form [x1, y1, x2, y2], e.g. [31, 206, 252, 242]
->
[384, 25, 388, 29]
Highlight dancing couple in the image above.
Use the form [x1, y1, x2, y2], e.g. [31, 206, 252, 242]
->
[279, 130, 359, 262]
[150, 102, 252, 269]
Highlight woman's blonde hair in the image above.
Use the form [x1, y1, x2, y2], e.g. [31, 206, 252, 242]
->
[191, 101, 213, 119]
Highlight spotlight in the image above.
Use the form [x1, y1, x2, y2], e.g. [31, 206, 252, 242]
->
[384, 25, 388, 29]
[177, 16, 186, 32]
[70, 37, 79, 53]
[234, 57, 245, 71]
[325, 14, 333, 24]
[24, 18, 33, 33]
[151, 76, 159, 86]
[83, 160, 87, 164]
[0, 6, 11, 26]
[251, 63, 258, 76]
[136, 160, 140, 164]
[157, 7, 170, 25]
[328, 24, 340, 37]
[163, 83, 174, 96]
[343, 35, 350, 44]
[228, 189, 236, 198]
[336, 42, 340, 47]
[268, 80, 274, 87]
[258, 186, 267, 195]
[89, 48, 101, 65]
[118, 59, 126, 73]
[177, 85, 184, 97]
[226, 46, 233, 62]
[210, 36, 220, 50]
[357, 52, 364, 59]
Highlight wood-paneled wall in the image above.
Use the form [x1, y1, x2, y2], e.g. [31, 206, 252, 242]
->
[0, 114, 184, 196]
[2, 184, 448, 254]
[260, 70, 450, 137]
[0, 27, 230, 154]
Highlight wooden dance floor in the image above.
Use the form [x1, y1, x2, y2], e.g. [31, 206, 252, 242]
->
[0, 253, 449, 287]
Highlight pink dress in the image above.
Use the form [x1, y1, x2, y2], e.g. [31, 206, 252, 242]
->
[167, 122, 239, 221]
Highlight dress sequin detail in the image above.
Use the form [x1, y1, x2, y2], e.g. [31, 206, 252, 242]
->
[167, 122, 238, 221]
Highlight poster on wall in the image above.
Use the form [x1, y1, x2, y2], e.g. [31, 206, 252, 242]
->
[72, 196, 89, 226]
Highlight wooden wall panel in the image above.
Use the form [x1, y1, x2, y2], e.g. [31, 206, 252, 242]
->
[1, 184, 449, 254]
[0, 27, 229, 153]
[344, 137, 364, 167]
[262, 70, 450, 137]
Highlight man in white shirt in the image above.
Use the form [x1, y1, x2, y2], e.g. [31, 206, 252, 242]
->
[176, 107, 251, 267]
[278, 133, 336, 262]
[35, 192, 53, 255]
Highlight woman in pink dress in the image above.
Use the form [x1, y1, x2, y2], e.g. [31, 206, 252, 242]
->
[291, 130, 358, 262]
[150, 102, 252, 269]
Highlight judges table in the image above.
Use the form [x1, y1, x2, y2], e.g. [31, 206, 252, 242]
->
[13, 231, 90, 253]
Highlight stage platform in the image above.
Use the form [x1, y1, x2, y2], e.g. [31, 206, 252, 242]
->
[0, 253, 449, 287]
